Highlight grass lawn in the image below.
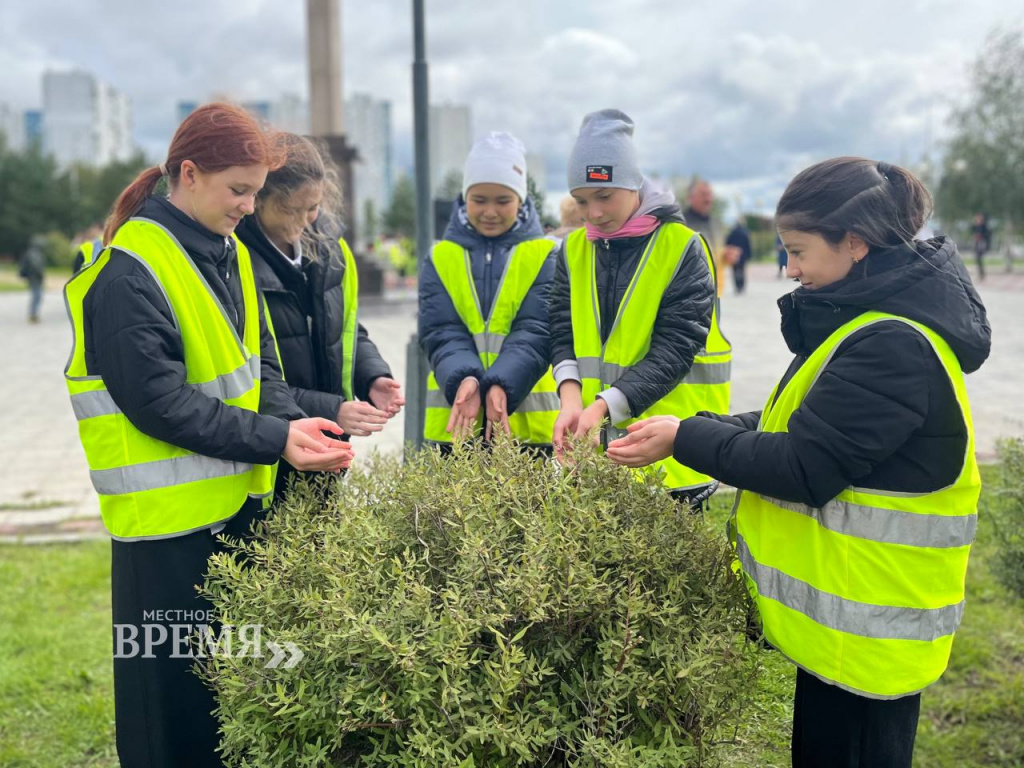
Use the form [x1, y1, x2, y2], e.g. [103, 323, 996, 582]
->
[1, 468, 1021, 767]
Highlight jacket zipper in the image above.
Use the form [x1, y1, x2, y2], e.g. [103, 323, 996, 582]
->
[483, 245, 493, 317]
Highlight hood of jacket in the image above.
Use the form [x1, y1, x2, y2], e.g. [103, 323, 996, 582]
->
[779, 237, 991, 373]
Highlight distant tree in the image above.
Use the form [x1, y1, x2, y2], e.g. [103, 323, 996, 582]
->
[526, 173, 557, 229]
[437, 169, 463, 201]
[362, 198, 378, 245]
[937, 27, 1024, 235]
[0, 138, 70, 257]
[382, 175, 416, 240]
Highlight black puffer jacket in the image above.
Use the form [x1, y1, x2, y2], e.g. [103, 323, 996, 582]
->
[549, 204, 716, 417]
[82, 196, 302, 466]
[418, 197, 554, 412]
[235, 215, 392, 424]
[674, 237, 991, 507]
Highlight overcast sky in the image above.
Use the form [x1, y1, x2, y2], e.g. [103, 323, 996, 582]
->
[2, 0, 1021, 213]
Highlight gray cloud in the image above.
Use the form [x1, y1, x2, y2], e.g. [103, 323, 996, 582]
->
[2, 0, 1020, 212]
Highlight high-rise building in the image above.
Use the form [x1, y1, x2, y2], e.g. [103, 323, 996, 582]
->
[429, 103, 472, 198]
[43, 70, 134, 167]
[24, 110, 44, 147]
[272, 94, 310, 134]
[177, 96, 309, 134]
[345, 93, 393, 246]
[0, 103, 26, 151]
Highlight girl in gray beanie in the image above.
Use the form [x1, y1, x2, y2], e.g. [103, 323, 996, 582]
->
[418, 132, 560, 450]
[549, 108, 731, 508]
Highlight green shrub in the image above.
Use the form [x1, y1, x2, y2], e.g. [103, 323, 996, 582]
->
[203, 438, 757, 767]
[987, 438, 1024, 599]
[42, 230, 75, 268]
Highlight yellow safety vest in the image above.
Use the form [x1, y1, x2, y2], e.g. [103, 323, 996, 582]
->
[79, 238, 102, 269]
[565, 223, 732, 491]
[64, 217, 274, 540]
[423, 239, 559, 445]
[338, 237, 359, 401]
[733, 311, 980, 698]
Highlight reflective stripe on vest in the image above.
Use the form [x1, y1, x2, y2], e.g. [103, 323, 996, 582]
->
[339, 237, 359, 401]
[733, 312, 980, 698]
[64, 218, 275, 540]
[423, 238, 559, 445]
[565, 224, 732, 491]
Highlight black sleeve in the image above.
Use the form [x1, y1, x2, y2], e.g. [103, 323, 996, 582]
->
[90, 257, 290, 466]
[257, 290, 307, 421]
[353, 323, 393, 403]
[481, 249, 554, 412]
[614, 236, 714, 415]
[290, 386, 343, 423]
[692, 410, 762, 430]
[72, 249, 85, 275]
[418, 256, 485, 403]
[549, 241, 575, 368]
[672, 324, 938, 507]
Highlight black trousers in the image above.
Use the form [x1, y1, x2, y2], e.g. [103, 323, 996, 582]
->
[792, 668, 920, 768]
[111, 499, 267, 768]
[733, 262, 747, 294]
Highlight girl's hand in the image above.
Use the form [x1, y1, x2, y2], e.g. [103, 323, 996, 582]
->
[446, 377, 482, 439]
[553, 381, 584, 458]
[606, 416, 680, 467]
[484, 385, 511, 441]
[369, 378, 405, 417]
[283, 418, 354, 472]
[573, 399, 609, 446]
[336, 400, 389, 437]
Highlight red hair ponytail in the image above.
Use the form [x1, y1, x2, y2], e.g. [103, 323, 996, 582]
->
[104, 102, 285, 244]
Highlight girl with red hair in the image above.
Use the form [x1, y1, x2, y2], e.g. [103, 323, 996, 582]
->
[65, 103, 353, 766]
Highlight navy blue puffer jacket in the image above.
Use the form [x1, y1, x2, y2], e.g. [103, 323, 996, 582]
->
[418, 196, 554, 412]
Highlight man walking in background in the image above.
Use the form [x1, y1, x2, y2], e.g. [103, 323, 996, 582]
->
[19, 235, 46, 323]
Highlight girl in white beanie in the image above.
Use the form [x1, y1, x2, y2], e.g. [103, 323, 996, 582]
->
[418, 132, 559, 449]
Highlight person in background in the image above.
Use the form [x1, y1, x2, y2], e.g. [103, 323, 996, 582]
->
[683, 178, 724, 297]
[71, 225, 105, 275]
[725, 218, 753, 295]
[971, 212, 990, 280]
[776, 232, 788, 278]
[19, 234, 46, 323]
[236, 132, 403, 499]
[549, 194, 587, 240]
[608, 156, 991, 768]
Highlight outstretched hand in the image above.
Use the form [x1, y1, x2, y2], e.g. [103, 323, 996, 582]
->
[606, 415, 680, 467]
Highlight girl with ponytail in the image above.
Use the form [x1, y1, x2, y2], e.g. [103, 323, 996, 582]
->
[65, 103, 354, 767]
[608, 157, 991, 766]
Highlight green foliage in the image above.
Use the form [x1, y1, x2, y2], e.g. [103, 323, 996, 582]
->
[203, 438, 757, 767]
[42, 231, 75, 268]
[0, 135, 148, 258]
[438, 169, 464, 201]
[527, 174, 557, 230]
[986, 438, 1024, 599]
[383, 175, 417, 240]
[937, 27, 1024, 229]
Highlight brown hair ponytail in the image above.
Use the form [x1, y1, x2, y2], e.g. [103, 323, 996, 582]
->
[104, 102, 285, 244]
[776, 156, 932, 249]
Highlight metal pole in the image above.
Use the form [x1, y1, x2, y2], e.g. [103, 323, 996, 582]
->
[412, 0, 432, 263]
[405, 0, 431, 453]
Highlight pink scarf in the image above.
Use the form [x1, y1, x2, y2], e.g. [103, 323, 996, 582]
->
[585, 213, 660, 241]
